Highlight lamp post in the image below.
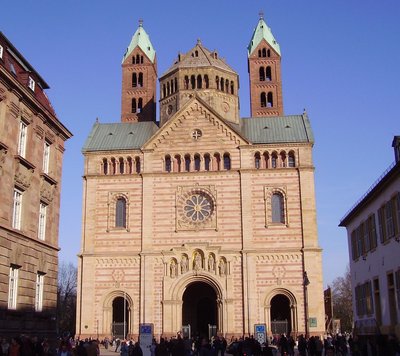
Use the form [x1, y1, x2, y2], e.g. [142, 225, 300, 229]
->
[303, 271, 310, 338]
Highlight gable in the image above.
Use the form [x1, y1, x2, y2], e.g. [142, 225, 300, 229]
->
[143, 96, 249, 153]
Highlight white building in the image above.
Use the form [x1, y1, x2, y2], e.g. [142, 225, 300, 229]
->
[340, 136, 400, 339]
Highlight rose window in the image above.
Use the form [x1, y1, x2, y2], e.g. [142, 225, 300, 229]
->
[184, 194, 213, 222]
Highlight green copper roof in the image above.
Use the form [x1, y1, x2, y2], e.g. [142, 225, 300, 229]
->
[122, 22, 156, 64]
[248, 17, 281, 56]
[82, 121, 159, 152]
[240, 114, 314, 144]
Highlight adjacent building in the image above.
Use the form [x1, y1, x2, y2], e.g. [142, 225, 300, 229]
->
[76, 15, 325, 339]
[340, 137, 400, 338]
[0, 32, 72, 335]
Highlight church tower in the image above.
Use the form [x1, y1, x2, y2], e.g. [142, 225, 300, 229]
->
[121, 20, 157, 122]
[248, 13, 283, 117]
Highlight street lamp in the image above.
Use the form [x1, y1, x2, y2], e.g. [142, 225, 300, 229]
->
[303, 271, 310, 338]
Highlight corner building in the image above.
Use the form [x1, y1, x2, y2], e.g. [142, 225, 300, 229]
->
[0, 32, 72, 335]
[77, 16, 324, 339]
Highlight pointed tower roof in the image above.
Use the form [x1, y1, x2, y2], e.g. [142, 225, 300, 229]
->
[122, 20, 156, 63]
[161, 39, 236, 77]
[247, 13, 281, 56]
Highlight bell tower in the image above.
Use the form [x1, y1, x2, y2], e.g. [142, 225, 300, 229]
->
[248, 13, 283, 117]
[121, 20, 157, 122]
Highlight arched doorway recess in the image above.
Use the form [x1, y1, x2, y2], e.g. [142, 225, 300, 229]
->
[182, 282, 218, 337]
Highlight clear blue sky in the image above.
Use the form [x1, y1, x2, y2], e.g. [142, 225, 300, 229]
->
[2, 1, 399, 287]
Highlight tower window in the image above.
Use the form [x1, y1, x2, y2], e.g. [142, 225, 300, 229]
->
[225, 79, 229, 93]
[115, 198, 127, 228]
[214, 153, 221, 171]
[220, 78, 224, 92]
[119, 158, 124, 174]
[255, 152, 261, 169]
[260, 92, 267, 108]
[135, 157, 141, 173]
[223, 153, 231, 170]
[266, 66, 272, 81]
[258, 49, 262, 57]
[267, 92, 273, 107]
[191, 75, 196, 89]
[174, 155, 181, 172]
[131, 98, 137, 113]
[167, 82, 170, 96]
[262, 48, 267, 57]
[111, 158, 116, 174]
[138, 72, 143, 87]
[204, 154, 211, 171]
[267, 49, 271, 57]
[263, 152, 269, 168]
[163, 84, 166, 98]
[165, 155, 172, 172]
[204, 75, 209, 89]
[184, 154, 191, 172]
[216, 76, 219, 90]
[230, 81, 234, 95]
[197, 75, 202, 89]
[272, 192, 285, 223]
[184, 76, 189, 90]
[195, 50, 198, 57]
[194, 154, 201, 171]
[138, 98, 143, 113]
[136, 54, 140, 64]
[127, 157, 133, 174]
[132, 73, 137, 87]
[103, 158, 108, 175]
[259, 67, 265, 81]
[140, 56, 143, 64]
[288, 152, 296, 167]
[175, 77, 178, 91]
[271, 152, 278, 168]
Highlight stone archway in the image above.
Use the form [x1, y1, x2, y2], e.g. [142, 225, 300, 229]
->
[265, 289, 298, 336]
[165, 273, 224, 337]
[182, 282, 218, 337]
[102, 290, 133, 338]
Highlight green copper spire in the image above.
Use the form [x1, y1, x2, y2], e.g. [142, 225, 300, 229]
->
[122, 19, 156, 63]
[247, 12, 281, 57]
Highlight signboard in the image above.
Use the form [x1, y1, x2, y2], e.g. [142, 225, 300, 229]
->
[139, 323, 153, 356]
[308, 317, 317, 327]
[254, 324, 266, 345]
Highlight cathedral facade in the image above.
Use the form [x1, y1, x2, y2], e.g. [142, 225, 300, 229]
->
[76, 16, 324, 339]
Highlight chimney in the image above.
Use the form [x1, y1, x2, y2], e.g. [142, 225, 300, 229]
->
[392, 136, 400, 163]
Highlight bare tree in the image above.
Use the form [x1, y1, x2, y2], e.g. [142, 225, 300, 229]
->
[331, 265, 353, 332]
[57, 261, 77, 336]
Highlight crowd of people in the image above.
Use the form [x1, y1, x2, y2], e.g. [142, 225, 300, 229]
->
[1, 332, 400, 356]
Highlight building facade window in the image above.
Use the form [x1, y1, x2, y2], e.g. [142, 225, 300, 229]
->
[43, 141, 50, 174]
[28, 76, 35, 91]
[255, 152, 261, 169]
[8, 266, 19, 310]
[0, 45, 3, 59]
[396, 270, 400, 310]
[288, 152, 295, 167]
[165, 155, 172, 172]
[12, 188, 23, 230]
[18, 121, 28, 157]
[35, 273, 45, 312]
[355, 281, 373, 316]
[115, 198, 127, 228]
[271, 193, 285, 224]
[38, 202, 47, 241]
[223, 153, 231, 170]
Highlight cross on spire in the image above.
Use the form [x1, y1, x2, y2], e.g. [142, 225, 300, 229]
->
[259, 10, 264, 20]
[139, 18, 143, 27]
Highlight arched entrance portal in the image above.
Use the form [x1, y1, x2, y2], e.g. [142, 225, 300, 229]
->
[112, 296, 129, 338]
[270, 294, 291, 335]
[182, 282, 217, 337]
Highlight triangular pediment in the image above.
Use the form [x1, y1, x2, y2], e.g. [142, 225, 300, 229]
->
[143, 95, 249, 151]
